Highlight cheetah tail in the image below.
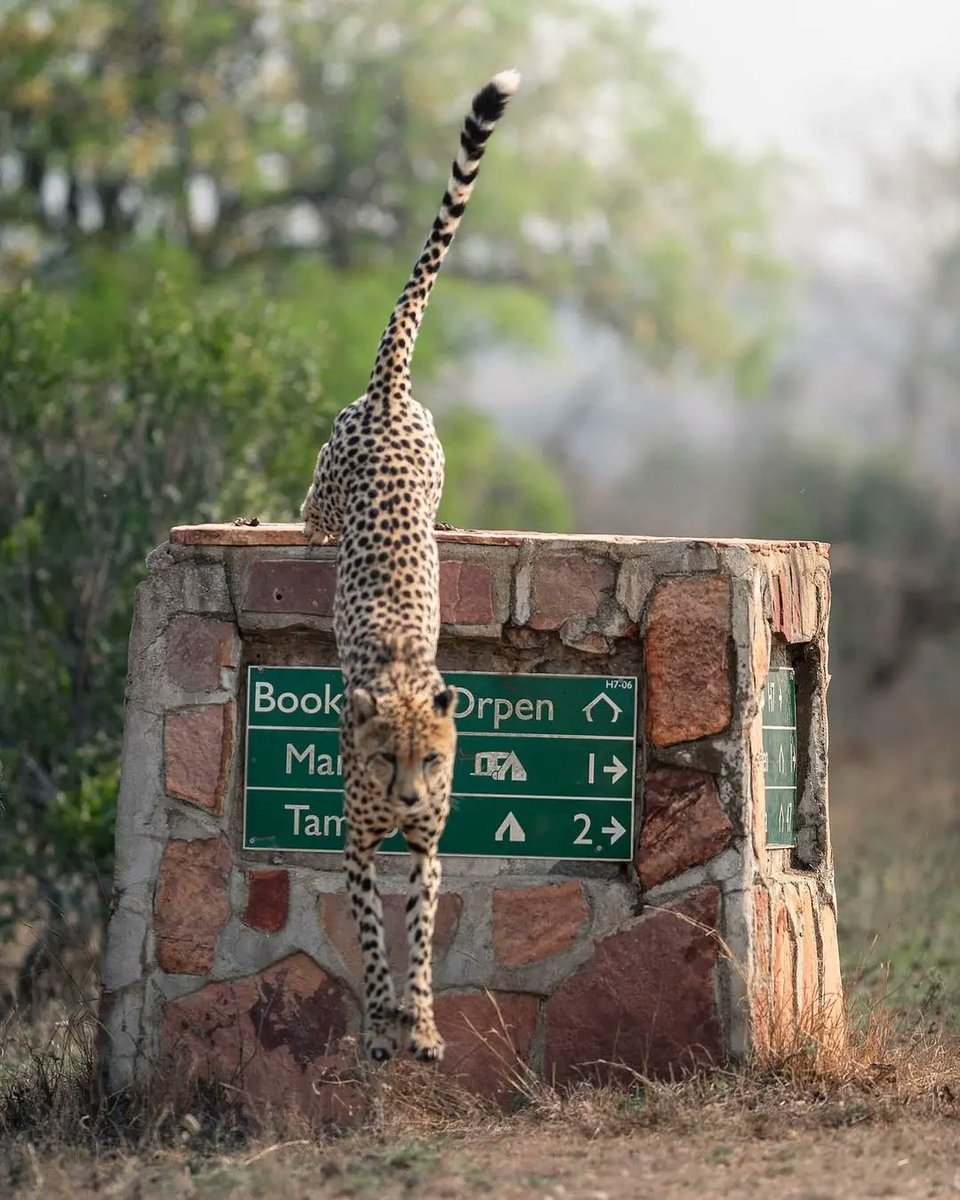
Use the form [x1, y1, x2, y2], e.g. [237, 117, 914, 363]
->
[366, 69, 521, 405]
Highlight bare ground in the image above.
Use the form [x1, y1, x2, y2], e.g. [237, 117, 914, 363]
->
[6, 1115, 960, 1199]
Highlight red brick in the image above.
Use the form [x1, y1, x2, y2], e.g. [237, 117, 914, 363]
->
[544, 888, 722, 1084]
[645, 576, 732, 746]
[164, 703, 234, 814]
[771, 566, 797, 642]
[527, 556, 616, 630]
[165, 615, 237, 692]
[440, 560, 495, 624]
[155, 838, 231, 975]
[243, 869, 289, 934]
[162, 953, 362, 1125]
[493, 881, 589, 967]
[244, 559, 337, 615]
[637, 768, 733, 889]
[434, 990, 539, 1101]
[319, 891, 462, 979]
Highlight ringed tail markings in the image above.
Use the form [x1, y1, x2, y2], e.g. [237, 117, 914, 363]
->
[367, 69, 521, 406]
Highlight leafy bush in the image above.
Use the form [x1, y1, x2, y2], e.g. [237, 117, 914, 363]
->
[0, 262, 333, 951]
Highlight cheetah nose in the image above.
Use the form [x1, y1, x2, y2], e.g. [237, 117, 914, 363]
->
[400, 793, 418, 807]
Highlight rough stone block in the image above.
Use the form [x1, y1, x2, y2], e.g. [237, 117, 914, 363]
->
[750, 571, 771, 695]
[320, 891, 462, 979]
[435, 990, 539, 1101]
[773, 890, 797, 1031]
[165, 615, 238, 692]
[769, 551, 821, 644]
[752, 884, 773, 1054]
[155, 837, 232, 974]
[162, 953, 361, 1124]
[439, 560, 495, 625]
[242, 869, 290, 934]
[492, 881, 589, 967]
[749, 717, 767, 865]
[638, 768, 733, 889]
[798, 885, 819, 1018]
[525, 556, 616, 630]
[645, 576, 732, 746]
[615, 558, 655, 622]
[544, 888, 722, 1083]
[819, 903, 845, 1033]
[245, 559, 337, 615]
[164, 703, 234, 814]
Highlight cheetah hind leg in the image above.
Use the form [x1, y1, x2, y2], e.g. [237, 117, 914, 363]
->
[401, 840, 445, 1062]
[345, 834, 400, 1062]
[301, 443, 338, 546]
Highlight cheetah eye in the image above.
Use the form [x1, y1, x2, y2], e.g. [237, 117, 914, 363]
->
[374, 752, 396, 766]
[423, 752, 440, 767]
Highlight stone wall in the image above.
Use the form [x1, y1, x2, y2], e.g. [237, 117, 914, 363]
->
[101, 525, 843, 1115]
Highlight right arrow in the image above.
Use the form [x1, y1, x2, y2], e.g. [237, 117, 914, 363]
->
[602, 815, 627, 845]
[602, 754, 627, 785]
[582, 692, 623, 723]
[494, 812, 526, 843]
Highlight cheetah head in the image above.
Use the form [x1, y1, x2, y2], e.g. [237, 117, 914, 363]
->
[350, 684, 457, 814]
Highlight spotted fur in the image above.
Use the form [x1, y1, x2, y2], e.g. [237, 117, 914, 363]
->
[301, 70, 520, 1062]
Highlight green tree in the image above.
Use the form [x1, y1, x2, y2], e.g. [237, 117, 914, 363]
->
[437, 406, 572, 531]
[0, 0, 781, 385]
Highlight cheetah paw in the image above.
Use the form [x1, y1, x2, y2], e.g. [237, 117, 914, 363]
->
[403, 1015, 445, 1062]
[363, 1007, 400, 1063]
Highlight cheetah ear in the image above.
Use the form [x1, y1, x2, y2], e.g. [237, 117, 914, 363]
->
[433, 686, 456, 717]
[352, 688, 377, 722]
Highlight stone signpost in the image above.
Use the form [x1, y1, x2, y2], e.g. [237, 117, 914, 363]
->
[101, 525, 843, 1119]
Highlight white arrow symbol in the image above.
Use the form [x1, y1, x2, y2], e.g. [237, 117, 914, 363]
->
[602, 755, 627, 785]
[602, 815, 627, 845]
[582, 692, 623, 723]
[495, 812, 526, 843]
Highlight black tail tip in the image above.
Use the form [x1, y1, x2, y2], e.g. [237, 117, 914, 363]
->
[472, 68, 521, 123]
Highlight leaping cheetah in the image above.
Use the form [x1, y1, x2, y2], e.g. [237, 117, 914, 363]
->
[301, 70, 521, 1062]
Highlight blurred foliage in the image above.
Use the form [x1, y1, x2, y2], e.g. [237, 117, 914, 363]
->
[437, 406, 572, 530]
[0, 264, 330, 936]
[748, 446, 960, 691]
[0, 0, 782, 384]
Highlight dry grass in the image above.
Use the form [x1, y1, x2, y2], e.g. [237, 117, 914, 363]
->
[0, 934, 958, 1199]
[2, 984, 958, 1152]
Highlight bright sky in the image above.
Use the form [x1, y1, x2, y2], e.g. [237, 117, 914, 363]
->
[649, 0, 960, 161]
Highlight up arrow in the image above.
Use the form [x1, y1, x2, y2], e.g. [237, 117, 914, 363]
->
[582, 692, 623, 723]
[602, 755, 627, 785]
[495, 812, 526, 843]
[602, 815, 627, 845]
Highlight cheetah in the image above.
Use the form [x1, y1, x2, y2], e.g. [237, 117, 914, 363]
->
[300, 70, 521, 1062]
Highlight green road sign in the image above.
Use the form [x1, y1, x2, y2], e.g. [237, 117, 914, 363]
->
[762, 667, 798, 848]
[243, 666, 637, 860]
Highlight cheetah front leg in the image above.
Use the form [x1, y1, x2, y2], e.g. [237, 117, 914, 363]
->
[400, 835, 445, 1062]
[344, 830, 399, 1062]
